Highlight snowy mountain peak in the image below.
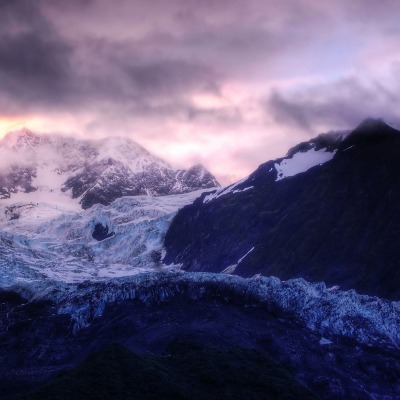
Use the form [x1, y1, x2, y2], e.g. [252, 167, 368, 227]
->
[286, 129, 350, 159]
[355, 117, 397, 132]
[343, 117, 400, 142]
[93, 136, 171, 171]
[2, 128, 47, 151]
[0, 129, 219, 207]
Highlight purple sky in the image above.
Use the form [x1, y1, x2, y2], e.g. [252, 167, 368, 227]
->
[1, 0, 400, 184]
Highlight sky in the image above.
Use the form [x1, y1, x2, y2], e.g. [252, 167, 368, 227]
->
[1, 0, 400, 184]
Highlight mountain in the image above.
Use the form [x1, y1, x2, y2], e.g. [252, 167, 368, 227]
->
[2, 120, 400, 400]
[0, 129, 219, 209]
[0, 129, 219, 285]
[163, 118, 400, 300]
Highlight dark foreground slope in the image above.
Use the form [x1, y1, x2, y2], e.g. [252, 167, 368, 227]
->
[1, 273, 400, 400]
[164, 119, 400, 299]
[10, 343, 318, 400]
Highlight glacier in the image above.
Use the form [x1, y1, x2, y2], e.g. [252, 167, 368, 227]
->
[5, 271, 399, 351]
[0, 190, 207, 286]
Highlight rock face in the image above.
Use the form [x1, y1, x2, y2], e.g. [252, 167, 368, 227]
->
[2, 272, 400, 400]
[164, 119, 400, 300]
[0, 129, 219, 208]
[92, 223, 115, 241]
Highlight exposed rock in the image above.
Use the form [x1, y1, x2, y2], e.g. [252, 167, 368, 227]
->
[92, 223, 115, 241]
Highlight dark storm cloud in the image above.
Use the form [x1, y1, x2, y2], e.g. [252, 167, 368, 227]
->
[2, 0, 400, 138]
[0, 1, 337, 115]
[0, 0, 236, 125]
[123, 60, 220, 97]
[267, 76, 400, 132]
[0, 0, 73, 111]
[76, 38, 227, 120]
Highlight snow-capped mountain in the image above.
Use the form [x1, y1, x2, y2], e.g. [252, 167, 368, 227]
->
[164, 118, 400, 300]
[0, 129, 219, 208]
[0, 129, 219, 287]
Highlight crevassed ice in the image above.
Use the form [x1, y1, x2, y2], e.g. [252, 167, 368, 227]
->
[0, 190, 206, 286]
[37, 271, 400, 349]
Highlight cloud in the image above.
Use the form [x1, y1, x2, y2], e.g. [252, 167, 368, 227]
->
[1, 0, 400, 183]
[267, 74, 400, 133]
[0, 1, 231, 124]
[0, 1, 73, 111]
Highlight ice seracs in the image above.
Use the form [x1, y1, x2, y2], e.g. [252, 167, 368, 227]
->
[13, 271, 400, 350]
[0, 190, 207, 286]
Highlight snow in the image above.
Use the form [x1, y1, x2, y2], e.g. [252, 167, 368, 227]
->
[275, 148, 337, 181]
[343, 145, 355, 152]
[237, 247, 254, 264]
[220, 247, 254, 274]
[3, 190, 81, 213]
[203, 177, 248, 203]
[0, 130, 219, 209]
[232, 186, 253, 194]
[221, 264, 238, 274]
[319, 337, 333, 346]
[93, 137, 171, 173]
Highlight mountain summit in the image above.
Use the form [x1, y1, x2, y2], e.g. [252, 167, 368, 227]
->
[0, 129, 219, 208]
[164, 118, 400, 300]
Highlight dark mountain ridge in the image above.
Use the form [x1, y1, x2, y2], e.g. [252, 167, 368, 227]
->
[164, 118, 400, 300]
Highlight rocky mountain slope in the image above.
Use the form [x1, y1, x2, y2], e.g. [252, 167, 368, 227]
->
[0, 129, 219, 208]
[2, 272, 400, 399]
[164, 119, 400, 300]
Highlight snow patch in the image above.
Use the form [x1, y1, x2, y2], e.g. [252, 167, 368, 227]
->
[237, 247, 254, 264]
[203, 177, 248, 203]
[319, 337, 333, 346]
[275, 149, 336, 181]
[342, 145, 355, 152]
[221, 264, 237, 274]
